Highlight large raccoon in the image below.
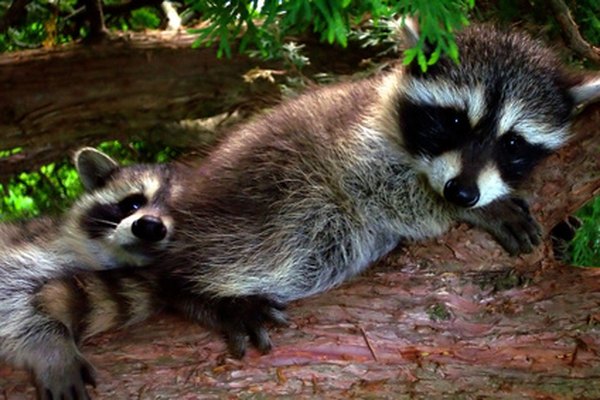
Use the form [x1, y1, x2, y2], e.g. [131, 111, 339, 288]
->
[159, 23, 600, 356]
[0, 148, 178, 399]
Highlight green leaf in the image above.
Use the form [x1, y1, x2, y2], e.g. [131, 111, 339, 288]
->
[417, 49, 427, 71]
[402, 47, 418, 65]
[447, 40, 460, 62]
[427, 46, 441, 65]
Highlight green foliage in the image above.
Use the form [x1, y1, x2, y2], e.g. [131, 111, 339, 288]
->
[189, 0, 474, 70]
[1, 0, 474, 69]
[0, 0, 79, 51]
[572, 0, 600, 45]
[130, 7, 162, 31]
[96, 140, 181, 164]
[0, 162, 82, 220]
[0, 0, 163, 50]
[571, 196, 600, 267]
[399, 0, 474, 70]
[0, 21, 45, 52]
[474, 0, 598, 63]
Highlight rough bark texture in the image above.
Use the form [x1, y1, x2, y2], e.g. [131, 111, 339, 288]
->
[0, 107, 598, 398]
[0, 31, 378, 181]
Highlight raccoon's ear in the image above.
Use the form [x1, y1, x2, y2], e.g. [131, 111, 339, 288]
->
[399, 16, 436, 75]
[569, 76, 600, 109]
[399, 16, 420, 48]
[74, 147, 120, 191]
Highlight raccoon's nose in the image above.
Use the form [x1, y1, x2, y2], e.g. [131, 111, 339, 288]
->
[131, 215, 167, 242]
[444, 179, 480, 208]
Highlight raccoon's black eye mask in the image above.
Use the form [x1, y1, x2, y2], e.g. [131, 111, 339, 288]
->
[81, 193, 148, 239]
[118, 194, 147, 216]
[398, 100, 471, 157]
[500, 131, 525, 152]
[494, 131, 552, 184]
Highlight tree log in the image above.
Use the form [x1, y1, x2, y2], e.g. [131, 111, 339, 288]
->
[0, 30, 378, 181]
[547, 0, 600, 66]
[1, 103, 598, 398]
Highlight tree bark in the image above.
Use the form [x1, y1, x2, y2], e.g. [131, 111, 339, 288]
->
[82, 0, 108, 42]
[0, 30, 377, 181]
[1, 103, 599, 398]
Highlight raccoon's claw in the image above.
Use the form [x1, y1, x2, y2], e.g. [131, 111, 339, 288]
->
[495, 198, 542, 255]
[461, 197, 542, 256]
[217, 296, 288, 359]
[35, 356, 96, 400]
[80, 361, 97, 389]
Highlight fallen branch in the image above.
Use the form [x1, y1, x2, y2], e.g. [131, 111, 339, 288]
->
[548, 0, 600, 65]
[0, 30, 379, 181]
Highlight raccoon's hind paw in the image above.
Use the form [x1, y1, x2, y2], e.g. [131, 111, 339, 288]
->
[35, 356, 96, 400]
[461, 197, 542, 256]
[217, 296, 289, 359]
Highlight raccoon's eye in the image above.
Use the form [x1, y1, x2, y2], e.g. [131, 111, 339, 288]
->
[449, 113, 467, 128]
[501, 132, 526, 153]
[118, 194, 147, 215]
[444, 110, 470, 132]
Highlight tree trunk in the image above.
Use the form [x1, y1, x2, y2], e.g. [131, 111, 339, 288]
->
[0, 31, 377, 181]
[1, 101, 598, 399]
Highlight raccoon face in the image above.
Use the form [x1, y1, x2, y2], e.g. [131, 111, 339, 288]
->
[68, 148, 175, 267]
[394, 24, 598, 208]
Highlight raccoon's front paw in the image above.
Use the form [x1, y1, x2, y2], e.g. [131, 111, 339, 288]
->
[463, 197, 542, 256]
[492, 198, 542, 255]
[216, 296, 289, 359]
[34, 355, 96, 400]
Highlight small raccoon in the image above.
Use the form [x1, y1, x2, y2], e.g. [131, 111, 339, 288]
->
[0, 148, 177, 399]
[158, 23, 600, 356]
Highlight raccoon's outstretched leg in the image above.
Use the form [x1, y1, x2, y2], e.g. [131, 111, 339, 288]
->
[458, 197, 542, 256]
[34, 347, 96, 400]
[10, 318, 96, 400]
[174, 294, 288, 358]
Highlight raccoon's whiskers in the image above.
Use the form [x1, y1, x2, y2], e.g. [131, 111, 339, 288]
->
[86, 217, 119, 227]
